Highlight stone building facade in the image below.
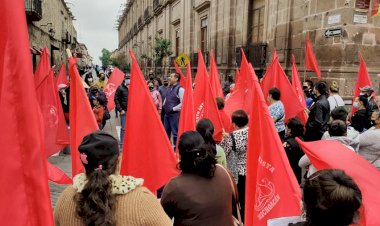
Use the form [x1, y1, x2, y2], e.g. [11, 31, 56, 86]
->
[115, 0, 380, 98]
[25, 0, 90, 71]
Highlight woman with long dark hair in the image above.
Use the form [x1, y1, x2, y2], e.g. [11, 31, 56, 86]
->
[196, 118, 227, 167]
[54, 131, 171, 226]
[161, 131, 235, 226]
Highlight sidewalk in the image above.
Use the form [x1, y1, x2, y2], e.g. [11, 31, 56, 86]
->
[48, 111, 120, 208]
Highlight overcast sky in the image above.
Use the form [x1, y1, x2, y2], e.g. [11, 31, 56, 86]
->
[71, 0, 125, 65]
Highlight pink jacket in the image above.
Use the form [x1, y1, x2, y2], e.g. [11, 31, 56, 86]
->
[150, 90, 162, 114]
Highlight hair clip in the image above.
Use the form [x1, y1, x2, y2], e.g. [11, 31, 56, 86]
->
[80, 153, 88, 164]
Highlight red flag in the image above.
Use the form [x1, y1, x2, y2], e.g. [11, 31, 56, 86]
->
[69, 57, 99, 177]
[261, 50, 305, 122]
[291, 54, 308, 123]
[297, 139, 380, 226]
[305, 37, 321, 80]
[245, 63, 301, 226]
[104, 67, 125, 111]
[177, 63, 195, 149]
[34, 48, 66, 156]
[120, 51, 178, 193]
[46, 162, 72, 184]
[174, 60, 186, 87]
[224, 49, 255, 116]
[193, 49, 224, 142]
[56, 64, 68, 86]
[352, 54, 374, 114]
[0, 0, 54, 224]
[209, 51, 224, 98]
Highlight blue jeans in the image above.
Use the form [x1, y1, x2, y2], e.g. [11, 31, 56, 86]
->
[120, 114, 126, 148]
[164, 113, 179, 149]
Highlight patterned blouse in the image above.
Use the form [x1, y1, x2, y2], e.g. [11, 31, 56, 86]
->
[269, 101, 285, 133]
[220, 127, 249, 182]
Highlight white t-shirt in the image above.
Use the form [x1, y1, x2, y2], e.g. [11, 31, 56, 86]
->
[328, 94, 345, 112]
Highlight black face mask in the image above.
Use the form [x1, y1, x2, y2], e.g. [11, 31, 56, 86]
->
[371, 120, 377, 126]
[163, 82, 169, 86]
[149, 87, 154, 91]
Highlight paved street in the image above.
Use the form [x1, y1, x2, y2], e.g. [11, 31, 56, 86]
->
[48, 111, 120, 208]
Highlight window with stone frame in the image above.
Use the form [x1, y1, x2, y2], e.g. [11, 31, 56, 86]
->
[250, 6, 264, 43]
[200, 17, 208, 51]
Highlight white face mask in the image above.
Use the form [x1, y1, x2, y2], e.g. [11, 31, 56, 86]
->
[353, 102, 360, 109]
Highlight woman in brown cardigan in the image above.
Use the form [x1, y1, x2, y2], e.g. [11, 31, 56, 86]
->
[161, 131, 235, 226]
[54, 131, 171, 226]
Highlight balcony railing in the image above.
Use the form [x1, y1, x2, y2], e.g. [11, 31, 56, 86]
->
[25, 0, 42, 21]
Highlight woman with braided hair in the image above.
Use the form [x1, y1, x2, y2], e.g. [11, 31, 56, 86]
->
[54, 131, 171, 226]
[161, 131, 235, 225]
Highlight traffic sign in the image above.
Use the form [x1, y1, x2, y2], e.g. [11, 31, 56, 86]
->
[324, 28, 342, 38]
[175, 53, 190, 68]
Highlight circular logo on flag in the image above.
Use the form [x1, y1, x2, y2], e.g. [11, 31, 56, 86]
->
[43, 105, 58, 128]
[254, 178, 276, 212]
[104, 83, 116, 97]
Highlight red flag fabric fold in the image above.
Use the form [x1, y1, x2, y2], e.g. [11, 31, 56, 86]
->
[0, 0, 54, 224]
[296, 138, 380, 226]
[46, 162, 72, 184]
[209, 51, 224, 98]
[120, 51, 179, 193]
[34, 49, 67, 156]
[245, 63, 301, 226]
[69, 57, 99, 177]
[193, 49, 224, 142]
[104, 67, 125, 111]
[261, 50, 305, 122]
[291, 54, 308, 123]
[177, 63, 195, 149]
[56, 63, 68, 86]
[174, 61, 186, 87]
[352, 54, 374, 114]
[305, 37, 321, 80]
[224, 49, 255, 116]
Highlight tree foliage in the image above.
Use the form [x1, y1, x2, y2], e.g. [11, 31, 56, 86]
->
[99, 48, 111, 67]
[153, 37, 172, 67]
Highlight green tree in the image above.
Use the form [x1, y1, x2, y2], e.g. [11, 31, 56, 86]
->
[99, 48, 111, 67]
[153, 37, 172, 72]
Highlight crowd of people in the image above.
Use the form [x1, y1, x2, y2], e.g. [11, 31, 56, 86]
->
[54, 67, 379, 226]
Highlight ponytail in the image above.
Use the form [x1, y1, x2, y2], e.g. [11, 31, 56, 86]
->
[75, 155, 118, 226]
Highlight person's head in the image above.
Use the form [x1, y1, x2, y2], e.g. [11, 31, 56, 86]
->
[371, 109, 380, 127]
[216, 97, 225, 110]
[314, 80, 329, 97]
[76, 131, 120, 226]
[163, 78, 169, 86]
[268, 87, 281, 103]
[148, 70, 154, 78]
[331, 107, 348, 122]
[124, 74, 131, 86]
[229, 83, 235, 93]
[169, 72, 180, 85]
[196, 118, 216, 148]
[178, 131, 217, 178]
[303, 80, 314, 90]
[286, 117, 305, 137]
[86, 77, 94, 86]
[99, 71, 105, 80]
[147, 81, 154, 91]
[303, 169, 362, 226]
[90, 86, 99, 95]
[329, 120, 347, 137]
[329, 81, 340, 94]
[359, 85, 374, 98]
[226, 74, 234, 83]
[92, 98, 100, 107]
[353, 95, 368, 109]
[231, 110, 249, 129]
[58, 84, 68, 93]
